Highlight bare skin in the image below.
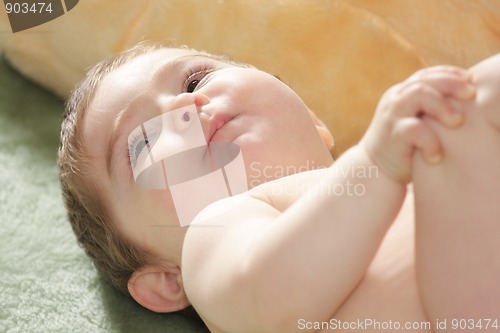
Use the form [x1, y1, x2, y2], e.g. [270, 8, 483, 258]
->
[82, 47, 500, 333]
[414, 54, 500, 331]
[182, 64, 479, 332]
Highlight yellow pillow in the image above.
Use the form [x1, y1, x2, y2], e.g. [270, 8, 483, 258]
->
[1, 0, 499, 151]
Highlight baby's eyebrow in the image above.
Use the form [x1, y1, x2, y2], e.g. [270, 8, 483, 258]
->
[149, 54, 221, 86]
[149, 56, 189, 87]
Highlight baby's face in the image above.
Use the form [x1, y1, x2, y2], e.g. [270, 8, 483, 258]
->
[82, 48, 332, 259]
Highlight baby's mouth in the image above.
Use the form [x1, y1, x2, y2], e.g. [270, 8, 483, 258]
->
[206, 113, 235, 143]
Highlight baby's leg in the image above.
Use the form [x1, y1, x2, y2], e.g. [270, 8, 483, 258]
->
[413, 54, 500, 330]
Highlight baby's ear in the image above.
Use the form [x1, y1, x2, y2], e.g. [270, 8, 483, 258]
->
[128, 264, 190, 313]
[308, 108, 335, 151]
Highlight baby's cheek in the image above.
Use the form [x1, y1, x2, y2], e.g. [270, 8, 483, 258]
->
[147, 189, 179, 224]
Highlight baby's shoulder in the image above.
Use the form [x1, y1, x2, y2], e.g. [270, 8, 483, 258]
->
[181, 192, 281, 333]
[191, 191, 279, 228]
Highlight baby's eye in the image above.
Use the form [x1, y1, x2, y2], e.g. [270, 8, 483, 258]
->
[129, 132, 158, 167]
[184, 68, 213, 93]
[134, 138, 149, 160]
[186, 79, 200, 93]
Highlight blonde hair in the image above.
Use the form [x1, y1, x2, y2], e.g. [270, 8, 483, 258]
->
[58, 43, 165, 294]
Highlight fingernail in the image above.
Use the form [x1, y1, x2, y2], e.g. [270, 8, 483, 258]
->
[457, 84, 476, 100]
[464, 70, 473, 82]
[448, 111, 464, 127]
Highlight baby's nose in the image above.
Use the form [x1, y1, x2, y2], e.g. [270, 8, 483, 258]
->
[158, 92, 210, 114]
[193, 93, 210, 109]
[192, 93, 212, 141]
[156, 92, 211, 143]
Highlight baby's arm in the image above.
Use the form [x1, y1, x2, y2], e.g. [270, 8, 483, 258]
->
[184, 147, 404, 333]
[182, 68, 474, 333]
[413, 54, 500, 330]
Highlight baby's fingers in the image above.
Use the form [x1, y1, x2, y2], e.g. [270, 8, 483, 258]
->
[394, 118, 443, 165]
[398, 82, 464, 128]
[408, 66, 476, 101]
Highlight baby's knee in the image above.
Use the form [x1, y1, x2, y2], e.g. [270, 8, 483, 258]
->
[468, 53, 500, 130]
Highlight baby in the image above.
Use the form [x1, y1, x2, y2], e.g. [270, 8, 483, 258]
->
[58, 43, 500, 333]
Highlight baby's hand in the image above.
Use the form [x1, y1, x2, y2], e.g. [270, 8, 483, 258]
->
[360, 66, 476, 183]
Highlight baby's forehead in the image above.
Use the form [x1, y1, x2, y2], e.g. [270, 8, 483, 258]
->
[112, 48, 201, 78]
[93, 49, 202, 108]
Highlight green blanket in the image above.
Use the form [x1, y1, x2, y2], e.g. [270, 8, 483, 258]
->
[0, 57, 209, 333]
